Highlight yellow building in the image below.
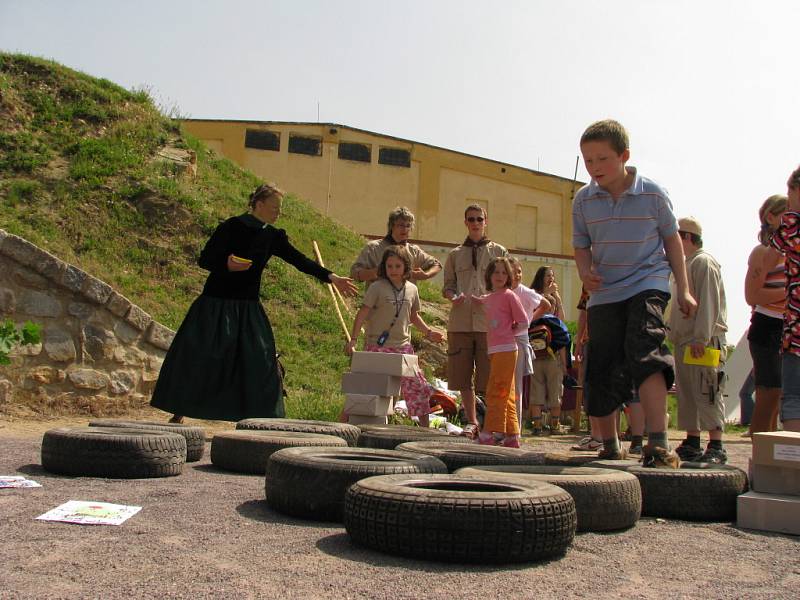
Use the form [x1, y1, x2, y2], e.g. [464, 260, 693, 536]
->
[182, 119, 583, 321]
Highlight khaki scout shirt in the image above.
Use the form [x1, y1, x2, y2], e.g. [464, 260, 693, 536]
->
[350, 238, 441, 290]
[668, 248, 728, 348]
[442, 241, 507, 333]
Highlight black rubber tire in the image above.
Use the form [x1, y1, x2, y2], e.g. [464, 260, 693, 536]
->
[344, 473, 576, 563]
[395, 440, 545, 472]
[541, 452, 611, 467]
[631, 463, 748, 521]
[41, 427, 185, 478]
[89, 419, 206, 462]
[236, 418, 360, 447]
[210, 430, 347, 474]
[356, 424, 452, 449]
[588, 460, 748, 521]
[585, 459, 639, 471]
[265, 447, 447, 521]
[455, 465, 642, 532]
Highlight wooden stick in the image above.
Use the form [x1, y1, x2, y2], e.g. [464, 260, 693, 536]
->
[312, 241, 352, 317]
[312, 240, 351, 342]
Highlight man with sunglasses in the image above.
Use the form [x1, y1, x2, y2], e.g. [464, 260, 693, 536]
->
[350, 206, 441, 289]
[442, 204, 508, 439]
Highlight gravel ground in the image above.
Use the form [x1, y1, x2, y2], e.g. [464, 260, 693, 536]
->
[1, 417, 799, 599]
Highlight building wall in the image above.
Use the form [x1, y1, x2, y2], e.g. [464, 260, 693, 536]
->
[182, 120, 582, 320]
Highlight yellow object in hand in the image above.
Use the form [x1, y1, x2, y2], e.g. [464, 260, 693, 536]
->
[230, 255, 253, 265]
[683, 346, 720, 367]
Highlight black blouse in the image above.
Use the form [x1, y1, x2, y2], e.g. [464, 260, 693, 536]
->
[198, 213, 332, 300]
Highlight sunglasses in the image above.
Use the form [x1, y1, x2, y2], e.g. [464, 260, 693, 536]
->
[466, 216, 485, 223]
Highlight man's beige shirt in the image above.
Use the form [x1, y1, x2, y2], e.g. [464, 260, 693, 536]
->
[350, 238, 441, 289]
[442, 241, 507, 333]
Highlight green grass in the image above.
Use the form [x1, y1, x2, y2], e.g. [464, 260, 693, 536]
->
[0, 52, 448, 420]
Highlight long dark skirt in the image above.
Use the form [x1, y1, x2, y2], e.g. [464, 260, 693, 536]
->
[150, 295, 284, 421]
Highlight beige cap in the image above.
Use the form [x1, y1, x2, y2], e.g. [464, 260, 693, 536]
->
[678, 216, 702, 237]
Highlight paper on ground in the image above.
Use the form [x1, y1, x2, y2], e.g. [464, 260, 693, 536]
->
[37, 500, 141, 525]
[0, 476, 41, 488]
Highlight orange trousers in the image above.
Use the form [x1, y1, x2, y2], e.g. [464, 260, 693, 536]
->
[484, 350, 519, 435]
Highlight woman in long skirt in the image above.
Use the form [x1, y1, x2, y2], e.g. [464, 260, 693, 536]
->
[151, 183, 357, 422]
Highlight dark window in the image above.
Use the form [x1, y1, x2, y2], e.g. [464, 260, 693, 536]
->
[288, 134, 322, 156]
[338, 142, 371, 163]
[379, 147, 411, 168]
[244, 129, 280, 151]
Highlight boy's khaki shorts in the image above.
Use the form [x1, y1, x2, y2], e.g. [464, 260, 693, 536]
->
[446, 331, 489, 393]
[529, 357, 563, 409]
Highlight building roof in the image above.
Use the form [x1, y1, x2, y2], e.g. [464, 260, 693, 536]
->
[182, 119, 584, 187]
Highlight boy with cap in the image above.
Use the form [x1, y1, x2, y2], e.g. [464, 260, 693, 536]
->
[573, 119, 696, 467]
[669, 216, 729, 463]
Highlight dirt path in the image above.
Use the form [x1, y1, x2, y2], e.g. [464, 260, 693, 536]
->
[1, 416, 798, 599]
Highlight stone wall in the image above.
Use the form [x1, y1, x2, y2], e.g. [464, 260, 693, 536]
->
[0, 228, 174, 416]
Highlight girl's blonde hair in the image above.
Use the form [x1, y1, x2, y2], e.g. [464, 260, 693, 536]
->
[758, 194, 788, 246]
[378, 246, 412, 280]
[484, 257, 513, 291]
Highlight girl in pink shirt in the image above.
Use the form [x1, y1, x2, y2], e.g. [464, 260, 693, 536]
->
[471, 257, 528, 447]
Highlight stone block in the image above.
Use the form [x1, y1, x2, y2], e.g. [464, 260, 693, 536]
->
[1, 235, 40, 268]
[82, 275, 113, 305]
[106, 291, 132, 317]
[13, 268, 48, 289]
[0, 287, 16, 314]
[113, 320, 140, 344]
[20, 290, 62, 318]
[146, 321, 174, 350]
[0, 378, 12, 405]
[125, 304, 152, 331]
[68, 368, 109, 390]
[27, 366, 66, 385]
[60, 265, 87, 293]
[109, 370, 137, 395]
[83, 323, 116, 361]
[113, 345, 147, 366]
[44, 328, 76, 362]
[68, 302, 95, 320]
[36, 255, 66, 282]
[14, 341, 42, 356]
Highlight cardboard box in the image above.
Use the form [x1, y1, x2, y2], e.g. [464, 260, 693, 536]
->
[341, 372, 402, 396]
[752, 431, 800, 468]
[737, 491, 800, 535]
[343, 394, 393, 417]
[752, 463, 800, 496]
[347, 414, 388, 426]
[350, 351, 419, 377]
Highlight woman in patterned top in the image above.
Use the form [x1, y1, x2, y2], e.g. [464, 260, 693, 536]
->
[745, 194, 787, 433]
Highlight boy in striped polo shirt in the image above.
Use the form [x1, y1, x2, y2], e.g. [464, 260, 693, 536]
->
[572, 119, 697, 467]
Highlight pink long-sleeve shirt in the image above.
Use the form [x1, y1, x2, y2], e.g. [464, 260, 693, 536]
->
[479, 288, 529, 354]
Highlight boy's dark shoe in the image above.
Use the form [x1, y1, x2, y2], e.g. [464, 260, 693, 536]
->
[596, 447, 628, 461]
[531, 424, 543, 436]
[628, 443, 643, 456]
[699, 446, 728, 464]
[641, 444, 680, 469]
[674, 442, 704, 462]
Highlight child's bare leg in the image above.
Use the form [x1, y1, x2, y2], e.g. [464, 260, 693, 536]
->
[639, 371, 671, 451]
[418, 414, 429, 428]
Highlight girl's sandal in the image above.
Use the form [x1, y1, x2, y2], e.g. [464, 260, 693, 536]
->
[461, 423, 479, 440]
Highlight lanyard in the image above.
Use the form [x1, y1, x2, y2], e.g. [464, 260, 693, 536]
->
[386, 283, 406, 332]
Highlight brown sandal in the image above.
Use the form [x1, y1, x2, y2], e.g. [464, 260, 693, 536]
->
[461, 423, 480, 440]
[168, 414, 184, 424]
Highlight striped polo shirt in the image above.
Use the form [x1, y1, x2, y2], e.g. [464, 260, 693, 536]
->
[572, 167, 678, 308]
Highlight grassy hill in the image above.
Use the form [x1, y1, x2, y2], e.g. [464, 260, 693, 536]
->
[0, 53, 446, 421]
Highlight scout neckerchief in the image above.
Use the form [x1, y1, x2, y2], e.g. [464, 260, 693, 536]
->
[462, 236, 491, 269]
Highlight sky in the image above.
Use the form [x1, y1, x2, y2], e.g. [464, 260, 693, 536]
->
[2, 0, 799, 343]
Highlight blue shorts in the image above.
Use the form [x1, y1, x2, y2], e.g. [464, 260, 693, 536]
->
[781, 353, 800, 421]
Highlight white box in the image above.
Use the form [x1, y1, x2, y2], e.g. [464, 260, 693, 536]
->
[347, 414, 388, 426]
[350, 351, 418, 377]
[341, 372, 402, 396]
[752, 463, 800, 496]
[344, 394, 393, 417]
[737, 491, 800, 535]
[752, 431, 800, 468]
